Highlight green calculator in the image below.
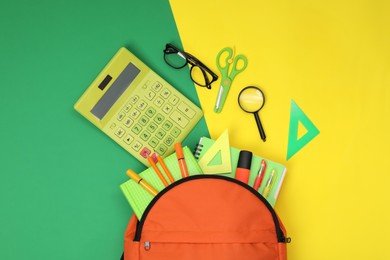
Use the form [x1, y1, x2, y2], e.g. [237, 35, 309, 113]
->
[74, 47, 203, 166]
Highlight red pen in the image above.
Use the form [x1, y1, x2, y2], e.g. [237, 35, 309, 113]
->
[253, 159, 267, 191]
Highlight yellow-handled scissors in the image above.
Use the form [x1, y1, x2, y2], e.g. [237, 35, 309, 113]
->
[215, 47, 248, 113]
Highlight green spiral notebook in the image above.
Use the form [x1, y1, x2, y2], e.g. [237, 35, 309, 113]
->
[194, 136, 287, 207]
[120, 146, 203, 219]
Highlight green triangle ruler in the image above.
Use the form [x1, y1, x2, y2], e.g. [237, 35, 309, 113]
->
[198, 129, 232, 174]
[287, 100, 320, 160]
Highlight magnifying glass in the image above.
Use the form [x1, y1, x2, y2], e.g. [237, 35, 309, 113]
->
[238, 86, 266, 142]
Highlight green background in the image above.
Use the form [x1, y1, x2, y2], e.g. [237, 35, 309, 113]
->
[0, 0, 207, 259]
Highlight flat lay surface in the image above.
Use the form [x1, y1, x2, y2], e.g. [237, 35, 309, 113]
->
[1, 0, 389, 259]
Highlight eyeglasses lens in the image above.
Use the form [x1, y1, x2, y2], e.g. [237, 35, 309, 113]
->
[190, 66, 212, 87]
[164, 50, 187, 69]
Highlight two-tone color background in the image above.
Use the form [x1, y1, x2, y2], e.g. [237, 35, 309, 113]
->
[1, 0, 389, 259]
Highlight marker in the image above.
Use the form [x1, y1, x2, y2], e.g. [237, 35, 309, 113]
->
[156, 153, 175, 183]
[235, 150, 252, 184]
[148, 156, 169, 187]
[126, 169, 158, 196]
[253, 159, 267, 191]
[262, 169, 276, 198]
[175, 143, 189, 178]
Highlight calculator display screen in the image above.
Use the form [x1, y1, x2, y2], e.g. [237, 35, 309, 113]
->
[91, 63, 140, 120]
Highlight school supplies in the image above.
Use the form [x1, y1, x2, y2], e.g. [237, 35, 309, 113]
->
[74, 47, 203, 166]
[122, 175, 290, 259]
[174, 143, 189, 178]
[125, 169, 158, 196]
[147, 156, 169, 187]
[156, 153, 175, 183]
[253, 159, 267, 191]
[120, 146, 202, 219]
[238, 86, 266, 141]
[262, 169, 277, 198]
[197, 129, 231, 174]
[215, 47, 248, 113]
[235, 150, 252, 184]
[194, 136, 287, 207]
[163, 43, 218, 89]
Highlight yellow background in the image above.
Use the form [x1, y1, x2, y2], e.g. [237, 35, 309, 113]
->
[170, 0, 390, 259]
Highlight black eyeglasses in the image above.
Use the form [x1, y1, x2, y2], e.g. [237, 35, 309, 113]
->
[163, 43, 218, 89]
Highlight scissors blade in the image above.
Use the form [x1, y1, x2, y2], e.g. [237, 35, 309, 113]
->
[215, 85, 224, 110]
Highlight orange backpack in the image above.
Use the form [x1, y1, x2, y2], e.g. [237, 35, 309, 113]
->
[122, 175, 290, 260]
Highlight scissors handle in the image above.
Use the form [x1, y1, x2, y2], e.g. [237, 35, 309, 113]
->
[229, 55, 248, 80]
[216, 47, 233, 74]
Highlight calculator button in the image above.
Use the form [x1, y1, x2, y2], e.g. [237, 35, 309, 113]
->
[140, 147, 151, 158]
[124, 134, 134, 145]
[139, 115, 149, 126]
[115, 127, 126, 138]
[145, 90, 156, 101]
[130, 95, 139, 104]
[170, 110, 189, 128]
[154, 113, 165, 124]
[156, 129, 166, 140]
[163, 135, 175, 146]
[110, 123, 116, 129]
[154, 97, 164, 107]
[162, 104, 173, 114]
[156, 144, 168, 155]
[161, 88, 171, 99]
[117, 111, 126, 121]
[129, 108, 141, 119]
[140, 130, 151, 141]
[148, 137, 159, 148]
[169, 95, 180, 105]
[124, 103, 132, 113]
[171, 127, 181, 137]
[147, 122, 158, 133]
[137, 100, 148, 110]
[146, 107, 156, 118]
[131, 141, 142, 151]
[178, 102, 196, 119]
[131, 124, 143, 135]
[123, 117, 134, 128]
[152, 81, 163, 92]
[162, 120, 173, 131]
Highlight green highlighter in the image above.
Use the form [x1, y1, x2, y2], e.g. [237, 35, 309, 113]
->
[74, 47, 203, 166]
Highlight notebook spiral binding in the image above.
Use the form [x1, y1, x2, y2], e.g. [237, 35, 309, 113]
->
[193, 143, 203, 160]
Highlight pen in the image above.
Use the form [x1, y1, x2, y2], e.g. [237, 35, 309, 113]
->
[156, 153, 175, 183]
[148, 156, 169, 187]
[253, 159, 267, 191]
[175, 143, 189, 178]
[126, 169, 158, 196]
[262, 169, 276, 198]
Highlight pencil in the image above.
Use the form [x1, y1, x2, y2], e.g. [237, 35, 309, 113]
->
[156, 153, 175, 183]
[148, 156, 169, 187]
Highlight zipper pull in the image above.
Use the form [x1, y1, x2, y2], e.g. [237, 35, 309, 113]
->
[144, 241, 151, 251]
[283, 237, 292, 243]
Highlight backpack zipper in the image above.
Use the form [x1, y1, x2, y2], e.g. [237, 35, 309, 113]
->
[134, 175, 290, 243]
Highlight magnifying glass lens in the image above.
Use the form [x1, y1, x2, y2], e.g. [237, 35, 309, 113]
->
[238, 87, 264, 112]
[238, 86, 267, 142]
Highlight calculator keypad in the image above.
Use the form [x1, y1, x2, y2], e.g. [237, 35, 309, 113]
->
[108, 79, 199, 162]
